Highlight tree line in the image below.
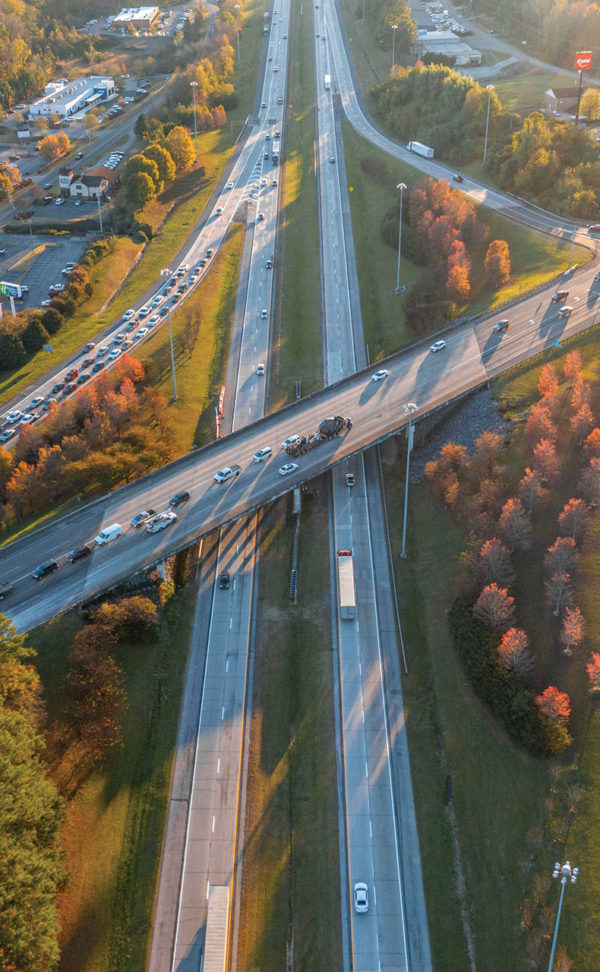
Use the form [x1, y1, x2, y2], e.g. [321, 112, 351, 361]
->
[426, 350, 600, 757]
[0, 356, 175, 529]
[377, 172, 511, 330]
[371, 63, 600, 218]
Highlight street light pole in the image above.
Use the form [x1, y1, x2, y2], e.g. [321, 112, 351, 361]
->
[234, 4, 241, 60]
[401, 402, 418, 559]
[548, 861, 578, 972]
[190, 81, 199, 162]
[160, 268, 177, 400]
[391, 24, 398, 69]
[395, 182, 406, 293]
[483, 84, 494, 163]
[97, 193, 103, 234]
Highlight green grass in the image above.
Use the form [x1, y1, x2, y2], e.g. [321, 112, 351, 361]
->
[337, 0, 392, 98]
[382, 325, 600, 969]
[139, 223, 244, 452]
[492, 65, 575, 117]
[237, 493, 342, 971]
[383, 448, 552, 971]
[270, 0, 323, 409]
[27, 586, 197, 972]
[342, 121, 588, 358]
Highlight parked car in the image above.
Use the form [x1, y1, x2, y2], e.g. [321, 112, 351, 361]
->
[32, 560, 59, 579]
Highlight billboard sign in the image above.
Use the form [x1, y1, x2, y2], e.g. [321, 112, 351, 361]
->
[575, 51, 592, 71]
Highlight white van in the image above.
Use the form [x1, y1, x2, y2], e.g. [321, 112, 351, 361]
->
[93, 523, 123, 545]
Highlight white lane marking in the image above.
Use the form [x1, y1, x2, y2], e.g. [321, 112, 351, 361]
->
[212, 815, 216, 833]
[217, 757, 221, 774]
[365, 761, 369, 778]
[206, 881, 210, 900]
[229, 617, 233, 629]
[221, 706, 225, 721]
[369, 819, 372, 838]
[226, 658, 230, 672]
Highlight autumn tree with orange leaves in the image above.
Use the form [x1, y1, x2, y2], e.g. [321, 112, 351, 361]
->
[535, 686, 571, 725]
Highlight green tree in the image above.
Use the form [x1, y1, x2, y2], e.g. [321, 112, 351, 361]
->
[32, 115, 48, 132]
[143, 142, 176, 183]
[165, 124, 195, 170]
[125, 170, 156, 209]
[124, 152, 162, 191]
[22, 316, 49, 355]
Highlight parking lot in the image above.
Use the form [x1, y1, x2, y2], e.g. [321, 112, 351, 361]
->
[0, 234, 88, 312]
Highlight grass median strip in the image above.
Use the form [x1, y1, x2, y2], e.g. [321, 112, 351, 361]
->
[237, 493, 342, 971]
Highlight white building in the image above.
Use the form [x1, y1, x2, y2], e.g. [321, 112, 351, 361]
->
[29, 77, 115, 119]
[418, 30, 482, 67]
[112, 6, 159, 31]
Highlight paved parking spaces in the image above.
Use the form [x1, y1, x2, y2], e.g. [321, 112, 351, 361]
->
[0, 234, 87, 310]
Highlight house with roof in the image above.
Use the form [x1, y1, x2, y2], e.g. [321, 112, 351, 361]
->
[544, 87, 580, 114]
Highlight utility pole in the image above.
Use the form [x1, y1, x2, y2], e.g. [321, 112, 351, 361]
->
[401, 402, 418, 558]
[97, 193, 103, 233]
[395, 182, 406, 293]
[190, 81, 199, 162]
[548, 861, 578, 972]
[483, 84, 494, 163]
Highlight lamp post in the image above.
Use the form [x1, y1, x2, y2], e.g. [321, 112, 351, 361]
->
[391, 24, 398, 69]
[190, 81, 199, 162]
[548, 861, 578, 972]
[97, 193, 103, 234]
[483, 83, 494, 163]
[234, 4, 241, 60]
[395, 182, 407, 293]
[401, 402, 418, 559]
[160, 268, 178, 401]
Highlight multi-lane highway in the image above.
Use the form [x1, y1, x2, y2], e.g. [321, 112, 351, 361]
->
[148, 4, 291, 968]
[2, 260, 600, 633]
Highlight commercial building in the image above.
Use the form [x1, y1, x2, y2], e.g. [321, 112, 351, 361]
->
[59, 164, 119, 199]
[112, 6, 160, 31]
[417, 30, 481, 66]
[29, 77, 115, 119]
[544, 87, 581, 114]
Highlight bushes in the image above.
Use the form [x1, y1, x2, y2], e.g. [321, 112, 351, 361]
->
[448, 596, 555, 757]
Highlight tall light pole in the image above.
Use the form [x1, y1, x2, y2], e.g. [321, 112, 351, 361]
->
[483, 83, 494, 163]
[97, 192, 103, 234]
[401, 402, 418, 559]
[548, 861, 578, 972]
[395, 182, 407, 293]
[190, 81, 199, 162]
[391, 24, 398, 69]
[234, 4, 241, 60]
[160, 268, 178, 400]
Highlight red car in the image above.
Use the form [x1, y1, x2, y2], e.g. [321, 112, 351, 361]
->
[65, 368, 78, 381]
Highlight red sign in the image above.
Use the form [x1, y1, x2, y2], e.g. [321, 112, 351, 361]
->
[575, 51, 593, 71]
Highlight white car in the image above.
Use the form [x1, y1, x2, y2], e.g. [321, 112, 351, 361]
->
[148, 315, 160, 327]
[108, 348, 121, 359]
[135, 327, 149, 338]
[371, 369, 389, 382]
[29, 396, 44, 409]
[226, 181, 234, 189]
[55, 198, 65, 205]
[256, 363, 265, 376]
[353, 882, 369, 913]
[151, 294, 163, 306]
[7, 410, 22, 423]
[279, 462, 298, 476]
[214, 466, 241, 483]
[260, 308, 268, 319]
[252, 447, 273, 463]
[123, 308, 136, 320]
[281, 434, 300, 450]
[145, 510, 177, 533]
[216, 206, 223, 215]
[430, 340, 447, 353]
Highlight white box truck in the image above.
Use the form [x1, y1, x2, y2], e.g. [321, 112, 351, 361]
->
[337, 550, 356, 620]
[407, 140, 434, 158]
[324, 74, 331, 89]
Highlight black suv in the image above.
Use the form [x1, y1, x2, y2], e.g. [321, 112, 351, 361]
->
[169, 490, 190, 507]
[67, 546, 92, 563]
[32, 560, 59, 579]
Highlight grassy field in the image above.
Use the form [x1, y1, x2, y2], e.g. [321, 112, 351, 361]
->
[138, 223, 244, 452]
[336, 0, 391, 98]
[28, 585, 197, 972]
[269, 0, 323, 409]
[342, 122, 587, 359]
[382, 324, 600, 969]
[236, 492, 342, 971]
[492, 65, 576, 117]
